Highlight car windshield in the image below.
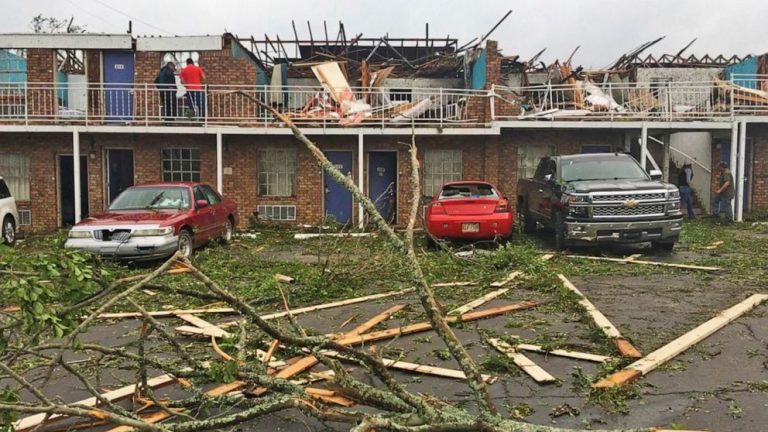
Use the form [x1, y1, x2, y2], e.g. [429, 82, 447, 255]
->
[561, 158, 649, 182]
[439, 183, 499, 200]
[109, 187, 191, 210]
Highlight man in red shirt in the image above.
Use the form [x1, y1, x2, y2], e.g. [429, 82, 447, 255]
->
[179, 58, 206, 118]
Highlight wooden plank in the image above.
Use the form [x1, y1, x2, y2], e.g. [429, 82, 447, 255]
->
[490, 271, 522, 288]
[448, 288, 509, 316]
[274, 274, 295, 283]
[594, 294, 768, 388]
[15, 374, 178, 431]
[100, 307, 236, 320]
[487, 338, 557, 384]
[293, 232, 373, 240]
[176, 314, 230, 338]
[558, 274, 641, 358]
[566, 255, 722, 272]
[321, 351, 497, 383]
[431, 282, 476, 288]
[540, 253, 555, 261]
[304, 387, 356, 407]
[514, 344, 612, 363]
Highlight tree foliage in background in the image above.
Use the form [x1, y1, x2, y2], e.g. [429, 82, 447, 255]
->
[30, 14, 86, 34]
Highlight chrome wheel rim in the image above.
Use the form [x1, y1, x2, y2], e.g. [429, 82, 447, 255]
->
[3, 221, 13, 244]
[224, 221, 233, 242]
[178, 235, 192, 257]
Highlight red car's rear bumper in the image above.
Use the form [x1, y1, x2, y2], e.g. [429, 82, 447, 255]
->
[426, 212, 514, 240]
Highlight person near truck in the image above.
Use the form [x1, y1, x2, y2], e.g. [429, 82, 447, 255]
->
[154, 62, 177, 122]
[712, 161, 734, 224]
[677, 162, 695, 219]
[179, 58, 206, 118]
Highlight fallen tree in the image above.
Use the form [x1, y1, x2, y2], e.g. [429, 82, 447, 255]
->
[0, 106, 671, 432]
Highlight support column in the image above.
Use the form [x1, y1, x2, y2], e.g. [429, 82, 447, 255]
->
[737, 121, 747, 222]
[73, 128, 82, 224]
[640, 124, 648, 170]
[216, 130, 223, 194]
[358, 133, 365, 229]
[730, 121, 739, 218]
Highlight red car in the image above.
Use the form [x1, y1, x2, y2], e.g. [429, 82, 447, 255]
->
[425, 181, 513, 245]
[65, 182, 238, 260]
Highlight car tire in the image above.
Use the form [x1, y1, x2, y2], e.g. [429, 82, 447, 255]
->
[425, 235, 437, 250]
[518, 201, 536, 234]
[554, 212, 568, 251]
[220, 218, 233, 244]
[2, 216, 15, 246]
[652, 241, 675, 252]
[178, 229, 194, 258]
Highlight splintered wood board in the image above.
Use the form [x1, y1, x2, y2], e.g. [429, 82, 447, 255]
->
[490, 271, 522, 288]
[566, 255, 722, 272]
[487, 338, 556, 384]
[448, 288, 510, 316]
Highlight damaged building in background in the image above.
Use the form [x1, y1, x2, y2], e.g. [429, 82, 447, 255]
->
[0, 17, 768, 232]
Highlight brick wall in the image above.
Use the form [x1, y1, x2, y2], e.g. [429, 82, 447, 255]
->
[746, 125, 768, 212]
[26, 49, 56, 120]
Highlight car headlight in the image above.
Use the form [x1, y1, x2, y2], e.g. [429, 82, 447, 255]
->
[668, 201, 681, 211]
[566, 194, 590, 203]
[669, 190, 680, 199]
[68, 230, 91, 238]
[132, 227, 174, 237]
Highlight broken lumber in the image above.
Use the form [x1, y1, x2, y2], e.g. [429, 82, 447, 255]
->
[448, 288, 510, 316]
[566, 255, 722, 272]
[487, 338, 557, 384]
[431, 281, 476, 288]
[293, 232, 373, 240]
[100, 307, 236, 320]
[176, 313, 230, 338]
[702, 240, 724, 250]
[558, 275, 641, 358]
[514, 343, 612, 363]
[320, 350, 497, 383]
[274, 274, 295, 283]
[594, 293, 768, 388]
[490, 271, 522, 288]
[15, 374, 179, 431]
[304, 387, 356, 407]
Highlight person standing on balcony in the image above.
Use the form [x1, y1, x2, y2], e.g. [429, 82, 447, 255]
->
[179, 58, 206, 119]
[677, 162, 695, 219]
[154, 62, 177, 122]
[712, 161, 734, 224]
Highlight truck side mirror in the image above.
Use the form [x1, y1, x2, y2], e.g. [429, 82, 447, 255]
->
[649, 169, 662, 180]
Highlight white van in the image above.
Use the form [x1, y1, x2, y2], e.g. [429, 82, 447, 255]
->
[0, 177, 19, 245]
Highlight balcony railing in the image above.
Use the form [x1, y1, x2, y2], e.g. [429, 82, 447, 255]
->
[0, 82, 490, 128]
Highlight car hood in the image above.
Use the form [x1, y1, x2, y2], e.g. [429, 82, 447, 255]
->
[567, 179, 673, 193]
[75, 210, 186, 227]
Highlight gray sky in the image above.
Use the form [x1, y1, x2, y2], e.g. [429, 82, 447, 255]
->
[3, 0, 768, 67]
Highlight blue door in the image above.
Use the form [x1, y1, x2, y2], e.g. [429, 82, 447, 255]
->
[719, 139, 751, 212]
[324, 151, 354, 224]
[368, 152, 397, 223]
[103, 51, 134, 121]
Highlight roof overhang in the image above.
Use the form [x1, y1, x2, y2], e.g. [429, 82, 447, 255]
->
[136, 36, 222, 51]
[0, 33, 132, 49]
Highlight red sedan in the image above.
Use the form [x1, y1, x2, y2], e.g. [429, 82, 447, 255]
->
[425, 181, 514, 245]
[65, 182, 238, 260]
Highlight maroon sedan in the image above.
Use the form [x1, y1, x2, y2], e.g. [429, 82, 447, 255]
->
[65, 182, 238, 260]
[425, 181, 514, 245]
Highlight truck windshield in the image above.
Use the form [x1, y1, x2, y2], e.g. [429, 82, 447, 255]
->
[109, 187, 191, 210]
[561, 158, 649, 182]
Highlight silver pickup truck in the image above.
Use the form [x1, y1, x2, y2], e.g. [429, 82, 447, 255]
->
[516, 153, 683, 250]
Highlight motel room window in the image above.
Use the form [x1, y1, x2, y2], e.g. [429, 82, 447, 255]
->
[258, 149, 296, 196]
[424, 149, 462, 197]
[162, 148, 201, 182]
[0, 154, 30, 200]
[162, 51, 200, 69]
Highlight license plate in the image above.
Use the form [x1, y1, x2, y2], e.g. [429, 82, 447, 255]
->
[462, 223, 480, 233]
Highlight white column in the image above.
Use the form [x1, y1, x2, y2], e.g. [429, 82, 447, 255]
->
[640, 124, 648, 170]
[358, 133, 365, 229]
[730, 121, 739, 217]
[737, 121, 747, 222]
[72, 128, 82, 224]
[216, 131, 223, 194]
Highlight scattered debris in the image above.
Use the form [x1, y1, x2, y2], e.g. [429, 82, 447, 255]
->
[487, 338, 557, 384]
[294, 232, 374, 240]
[431, 281, 476, 288]
[702, 240, 725, 250]
[513, 343, 612, 363]
[550, 403, 580, 418]
[448, 287, 511, 316]
[490, 271, 522, 288]
[594, 293, 768, 388]
[274, 274, 295, 283]
[566, 255, 723, 272]
[558, 275, 642, 358]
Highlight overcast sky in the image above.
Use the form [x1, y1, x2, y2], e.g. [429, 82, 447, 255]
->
[3, 0, 767, 67]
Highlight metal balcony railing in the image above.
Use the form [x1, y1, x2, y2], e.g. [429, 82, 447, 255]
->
[0, 82, 490, 128]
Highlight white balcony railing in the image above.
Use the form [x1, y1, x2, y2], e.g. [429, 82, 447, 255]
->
[0, 82, 490, 128]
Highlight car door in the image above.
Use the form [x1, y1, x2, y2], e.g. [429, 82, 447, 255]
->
[528, 158, 549, 219]
[539, 158, 558, 222]
[192, 186, 215, 243]
[200, 185, 226, 236]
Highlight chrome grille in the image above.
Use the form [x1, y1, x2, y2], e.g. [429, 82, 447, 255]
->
[593, 205, 666, 217]
[591, 192, 666, 202]
[93, 229, 132, 241]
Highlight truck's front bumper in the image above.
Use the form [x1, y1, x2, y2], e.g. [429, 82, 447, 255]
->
[565, 217, 683, 243]
[65, 235, 179, 261]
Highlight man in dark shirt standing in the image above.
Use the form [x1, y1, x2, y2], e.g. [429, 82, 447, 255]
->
[677, 162, 695, 219]
[712, 161, 734, 224]
[179, 58, 206, 119]
[154, 62, 177, 122]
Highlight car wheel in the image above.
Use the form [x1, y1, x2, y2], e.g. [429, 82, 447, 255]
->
[2, 216, 15, 246]
[518, 201, 536, 234]
[425, 235, 437, 250]
[652, 241, 675, 252]
[220, 219, 233, 244]
[554, 212, 568, 251]
[178, 229, 194, 258]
